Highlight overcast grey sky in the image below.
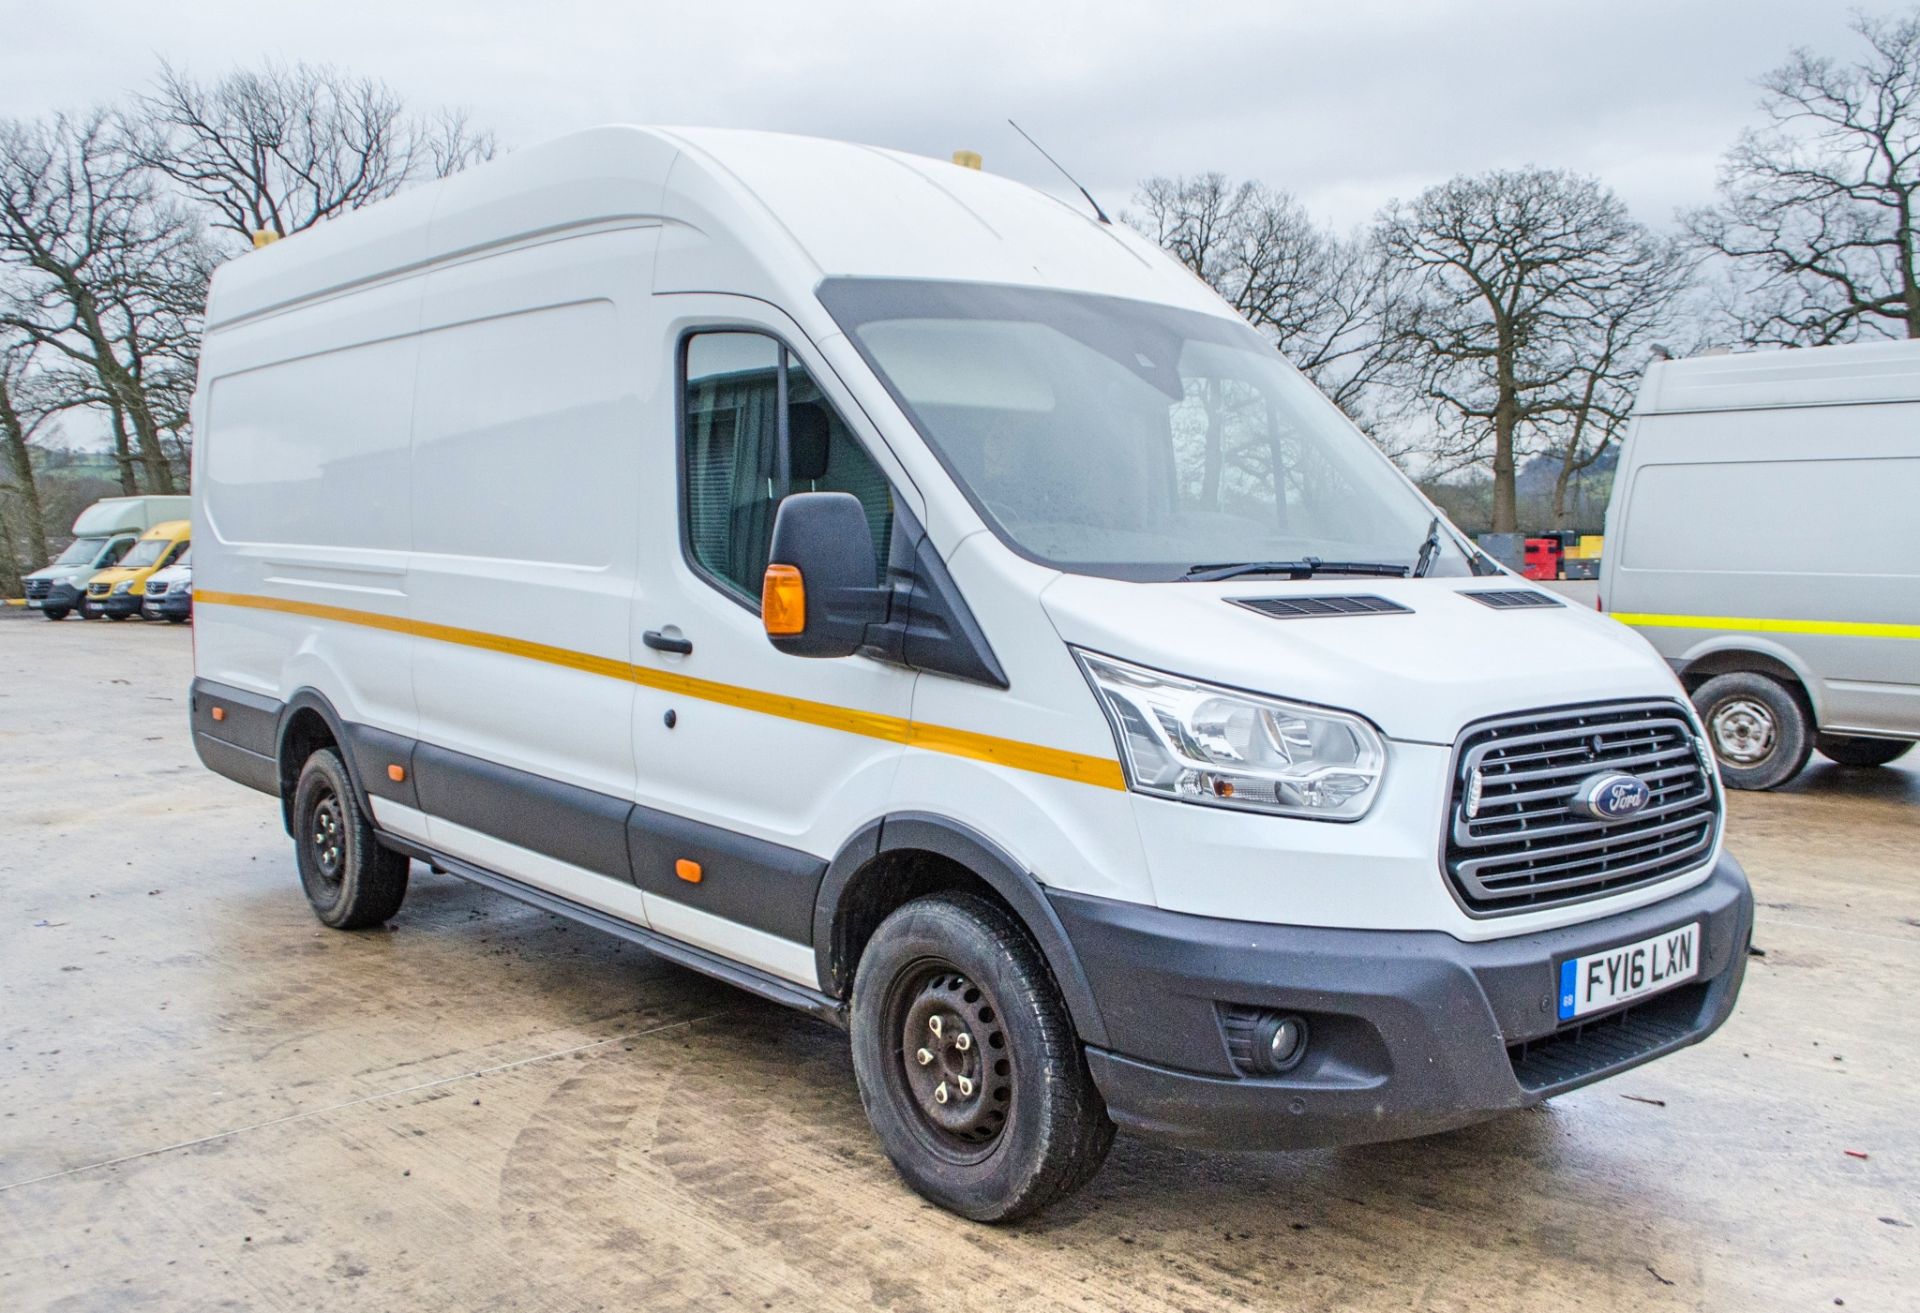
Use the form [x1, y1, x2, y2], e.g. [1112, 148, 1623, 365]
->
[3, 1, 1911, 231]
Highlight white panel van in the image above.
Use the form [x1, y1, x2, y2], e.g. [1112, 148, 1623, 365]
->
[1603, 340, 1920, 788]
[190, 127, 1752, 1220]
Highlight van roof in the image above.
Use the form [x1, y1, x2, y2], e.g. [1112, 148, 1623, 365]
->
[1636, 338, 1920, 415]
[142, 520, 191, 538]
[204, 126, 1224, 331]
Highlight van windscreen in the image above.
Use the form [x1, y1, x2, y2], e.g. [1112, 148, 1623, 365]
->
[54, 537, 109, 566]
[819, 278, 1458, 582]
[121, 537, 173, 570]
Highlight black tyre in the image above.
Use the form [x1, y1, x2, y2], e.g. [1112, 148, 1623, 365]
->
[849, 892, 1113, 1222]
[166, 615, 187, 625]
[1691, 672, 1813, 790]
[106, 611, 127, 621]
[291, 748, 410, 929]
[1814, 734, 1914, 768]
[42, 607, 67, 621]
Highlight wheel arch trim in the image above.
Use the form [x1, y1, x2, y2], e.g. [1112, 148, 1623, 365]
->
[812, 812, 1110, 1048]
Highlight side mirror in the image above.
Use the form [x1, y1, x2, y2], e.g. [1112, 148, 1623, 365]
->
[762, 492, 886, 658]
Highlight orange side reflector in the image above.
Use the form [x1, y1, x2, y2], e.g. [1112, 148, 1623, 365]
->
[387, 764, 406, 783]
[211, 706, 226, 722]
[675, 859, 703, 884]
[762, 564, 806, 636]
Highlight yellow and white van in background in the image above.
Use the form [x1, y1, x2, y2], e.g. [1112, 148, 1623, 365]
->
[84, 520, 190, 620]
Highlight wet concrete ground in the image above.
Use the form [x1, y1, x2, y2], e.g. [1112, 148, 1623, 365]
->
[2, 615, 1915, 1311]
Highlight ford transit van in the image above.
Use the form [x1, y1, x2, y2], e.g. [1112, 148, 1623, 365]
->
[1603, 340, 1920, 788]
[189, 127, 1752, 1220]
[24, 495, 190, 619]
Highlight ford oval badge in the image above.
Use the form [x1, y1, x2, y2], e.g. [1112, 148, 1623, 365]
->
[1572, 772, 1651, 822]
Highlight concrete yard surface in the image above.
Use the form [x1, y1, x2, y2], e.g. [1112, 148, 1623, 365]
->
[1, 616, 1915, 1311]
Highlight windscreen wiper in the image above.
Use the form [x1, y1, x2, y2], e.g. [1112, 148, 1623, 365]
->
[1413, 517, 1442, 578]
[1184, 558, 1412, 583]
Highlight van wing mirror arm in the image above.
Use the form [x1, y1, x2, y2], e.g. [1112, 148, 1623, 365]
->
[859, 506, 1008, 690]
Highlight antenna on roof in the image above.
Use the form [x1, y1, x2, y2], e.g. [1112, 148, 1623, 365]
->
[1006, 119, 1111, 225]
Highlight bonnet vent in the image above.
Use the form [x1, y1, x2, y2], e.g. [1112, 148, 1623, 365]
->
[1459, 589, 1564, 610]
[1230, 595, 1412, 620]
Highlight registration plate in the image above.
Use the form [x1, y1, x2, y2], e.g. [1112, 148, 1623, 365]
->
[1557, 922, 1700, 1021]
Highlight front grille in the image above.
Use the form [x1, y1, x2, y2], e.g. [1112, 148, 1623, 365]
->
[1444, 700, 1719, 915]
[1231, 594, 1412, 620]
[24, 578, 51, 600]
[147, 582, 168, 597]
[88, 582, 110, 597]
[1508, 981, 1710, 1091]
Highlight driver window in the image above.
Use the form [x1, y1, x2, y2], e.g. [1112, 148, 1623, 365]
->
[101, 538, 132, 566]
[682, 331, 893, 603]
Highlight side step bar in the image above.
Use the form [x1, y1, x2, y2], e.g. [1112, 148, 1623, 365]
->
[379, 834, 849, 1030]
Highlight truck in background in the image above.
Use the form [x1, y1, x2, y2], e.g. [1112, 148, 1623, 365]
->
[22, 496, 192, 621]
[1602, 339, 1920, 788]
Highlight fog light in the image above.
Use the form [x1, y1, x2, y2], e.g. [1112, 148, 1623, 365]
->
[1253, 1014, 1307, 1073]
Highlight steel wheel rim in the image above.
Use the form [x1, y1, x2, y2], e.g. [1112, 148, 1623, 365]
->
[884, 960, 1014, 1160]
[1709, 697, 1777, 766]
[310, 789, 346, 886]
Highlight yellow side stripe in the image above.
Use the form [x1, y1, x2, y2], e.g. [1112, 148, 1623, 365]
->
[1613, 612, 1920, 641]
[195, 590, 1126, 791]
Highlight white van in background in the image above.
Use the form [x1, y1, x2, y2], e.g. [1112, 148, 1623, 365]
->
[1603, 340, 1920, 789]
[190, 127, 1752, 1220]
[23, 495, 191, 620]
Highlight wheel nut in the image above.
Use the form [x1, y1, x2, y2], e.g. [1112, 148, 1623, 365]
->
[915, 1047, 933, 1066]
[928, 1016, 943, 1038]
[934, 1081, 949, 1104]
[954, 1032, 971, 1051]
[956, 1076, 973, 1097]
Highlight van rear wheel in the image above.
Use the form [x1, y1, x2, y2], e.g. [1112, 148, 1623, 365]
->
[849, 892, 1113, 1222]
[1692, 672, 1812, 790]
[1814, 734, 1914, 768]
[292, 748, 410, 928]
[42, 607, 67, 621]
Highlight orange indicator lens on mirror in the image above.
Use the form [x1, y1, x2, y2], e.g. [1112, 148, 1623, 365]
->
[762, 564, 806, 635]
[388, 764, 406, 782]
[675, 859, 703, 884]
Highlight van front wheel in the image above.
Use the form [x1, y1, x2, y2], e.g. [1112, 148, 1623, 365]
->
[849, 892, 1113, 1222]
[1692, 672, 1812, 790]
[292, 748, 410, 928]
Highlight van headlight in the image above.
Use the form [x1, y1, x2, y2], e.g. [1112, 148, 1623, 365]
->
[111, 581, 132, 596]
[1075, 650, 1386, 820]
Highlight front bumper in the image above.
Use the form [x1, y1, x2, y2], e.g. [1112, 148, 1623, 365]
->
[38, 582, 83, 612]
[143, 593, 191, 619]
[86, 592, 142, 617]
[1048, 854, 1752, 1151]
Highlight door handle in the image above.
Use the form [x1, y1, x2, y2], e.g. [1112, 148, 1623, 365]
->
[643, 629, 693, 655]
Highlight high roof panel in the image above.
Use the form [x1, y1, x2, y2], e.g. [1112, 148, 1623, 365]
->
[204, 125, 1225, 332]
[1637, 339, 1920, 414]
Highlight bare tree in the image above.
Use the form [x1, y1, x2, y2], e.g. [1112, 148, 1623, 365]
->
[0, 112, 206, 493]
[1538, 240, 1693, 527]
[1687, 10, 1920, 344]
[128, 60, 496, 245]
[1376, 168, 1687, 533]
[1130, 174, 1394, 417]
[0, 334, 55, 573]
